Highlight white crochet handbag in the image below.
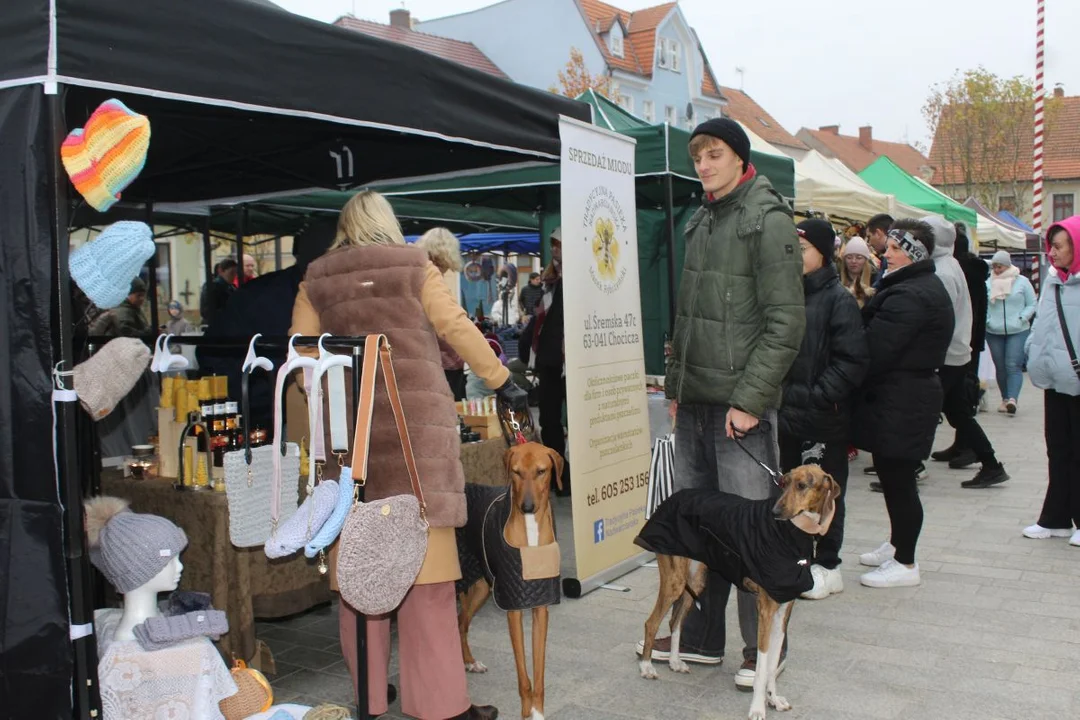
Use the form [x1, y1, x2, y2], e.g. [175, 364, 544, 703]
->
[223, 341, 299, 548]
[337, 334, 429, 616]
[264, 336, 351, 560]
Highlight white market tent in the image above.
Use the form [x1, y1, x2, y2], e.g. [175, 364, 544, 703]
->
[739, 123, 930, 223]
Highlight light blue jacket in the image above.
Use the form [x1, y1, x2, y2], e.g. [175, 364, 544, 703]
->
[1027, 270, 1080, 396]
[986, 274, 1037, 335]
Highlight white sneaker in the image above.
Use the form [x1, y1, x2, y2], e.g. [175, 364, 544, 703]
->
[859, 541, 895, 567]
[801, 564, 843, 600]
[860, 558, 921, 588]
[1071, 530, 1080, 547]
[1023, 524, 1073, 540]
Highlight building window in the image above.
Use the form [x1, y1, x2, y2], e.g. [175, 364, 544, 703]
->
[618, 94, 634, 114]
[998, 195, 1017, 214]
[1052, 193, 1074, 222]
[643, 100, 655, 123]
[665, 105, 677, 125]
[609, 34, 623, 58]
[656, 38, 681, 71]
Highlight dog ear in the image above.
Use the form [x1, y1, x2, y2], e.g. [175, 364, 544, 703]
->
[546, 447, 564, 491]
[504, 444, 521, 479]
[815, 474, 840, 536]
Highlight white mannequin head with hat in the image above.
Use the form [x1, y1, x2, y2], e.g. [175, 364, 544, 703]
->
[85, 496, 188, 641]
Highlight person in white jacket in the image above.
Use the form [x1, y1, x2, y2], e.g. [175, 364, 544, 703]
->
[1022, 215, 1080, 545]
[923, 216, 1008, 489]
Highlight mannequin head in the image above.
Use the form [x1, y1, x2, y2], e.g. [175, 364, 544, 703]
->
[142, 555, 184, 594]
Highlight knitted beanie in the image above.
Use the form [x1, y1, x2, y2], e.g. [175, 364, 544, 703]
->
[842, 237, 872, 259]
[991, 250, 1012, 267]
[74, 338, 151, 421]
[690, 117, 751, 171]
[796, 218, 836, 262]
[85, 496, 188, 594]
[70, 221, 155, 309]
[61, 98, 151, 212]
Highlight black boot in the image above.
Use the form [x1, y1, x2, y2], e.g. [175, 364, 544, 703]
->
[930, 445, 960, 462]
[447, 705, 499, 720]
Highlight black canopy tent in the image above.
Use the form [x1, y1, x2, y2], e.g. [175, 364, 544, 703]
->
[0, 1, 588, 717]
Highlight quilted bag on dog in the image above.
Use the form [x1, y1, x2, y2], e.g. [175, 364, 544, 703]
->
[223, 353, 299, 548]
[337, 334, 429, 616]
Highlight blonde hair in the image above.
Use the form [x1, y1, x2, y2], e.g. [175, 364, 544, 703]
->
[332, 190, 405, 249]
[689, 134, 726, 159]
[416, 227, 463, 273]
[837, 249, 876, 308]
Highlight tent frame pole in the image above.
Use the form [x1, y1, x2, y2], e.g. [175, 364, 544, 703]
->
[146, 201, 159, 328]
[48, 84, 102, 720]
[663, 175, 678, 337]
[236, 205, 248, 287]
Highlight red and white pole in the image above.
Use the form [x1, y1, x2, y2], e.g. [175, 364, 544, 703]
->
[1032, 0, 1045, 292]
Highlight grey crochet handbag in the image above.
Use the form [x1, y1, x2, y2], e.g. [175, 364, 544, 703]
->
[336, 334, 429, 616]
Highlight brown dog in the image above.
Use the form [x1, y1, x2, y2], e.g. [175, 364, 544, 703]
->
[457, 442, 564, 720]
[637, 465, 839, 720]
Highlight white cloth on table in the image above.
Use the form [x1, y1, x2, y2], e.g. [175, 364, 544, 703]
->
[95, 608, 237, 720]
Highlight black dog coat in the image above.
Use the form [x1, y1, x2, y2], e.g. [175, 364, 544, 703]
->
[456, 483, 561, 611]
[635, 489, 815, 603]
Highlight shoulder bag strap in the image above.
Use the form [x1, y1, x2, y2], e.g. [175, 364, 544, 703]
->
[352, 335, 427, 519]
[1055, 285, 1080, 381]
[241, 368, 253, 465]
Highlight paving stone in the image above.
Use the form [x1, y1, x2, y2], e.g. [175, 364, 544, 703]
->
[256, 389, 1080, 717]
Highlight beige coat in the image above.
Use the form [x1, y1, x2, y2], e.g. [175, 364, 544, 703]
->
[290, 245, 509, 586]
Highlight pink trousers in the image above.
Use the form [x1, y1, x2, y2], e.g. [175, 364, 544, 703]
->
[339, 582, 470, 719]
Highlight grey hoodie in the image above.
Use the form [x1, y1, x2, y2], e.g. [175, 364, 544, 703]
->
[923, 216, 972, 367]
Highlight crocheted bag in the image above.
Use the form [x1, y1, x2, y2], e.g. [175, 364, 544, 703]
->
[218, 660, 273, 720]
[337, 335, 429, 616]
[224, 361, 299, 548]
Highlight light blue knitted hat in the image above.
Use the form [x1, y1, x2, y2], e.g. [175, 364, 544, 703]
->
[70, 221, 154, 309]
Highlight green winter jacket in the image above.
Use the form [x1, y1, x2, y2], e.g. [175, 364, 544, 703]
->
[665, 173, 805, 417]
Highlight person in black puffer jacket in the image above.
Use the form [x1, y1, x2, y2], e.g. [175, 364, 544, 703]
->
[853, 219, 954, 590]
[779, 219, 869, 600]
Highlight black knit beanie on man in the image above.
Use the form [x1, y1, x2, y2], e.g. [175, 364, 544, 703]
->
[796, 218, 837, 262]
[690, 118, 751, 171]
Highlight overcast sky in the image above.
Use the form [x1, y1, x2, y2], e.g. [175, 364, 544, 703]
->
[274, 0, 1080, 150]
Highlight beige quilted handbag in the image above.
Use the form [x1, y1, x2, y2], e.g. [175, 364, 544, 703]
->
[336, 334, 429, 615]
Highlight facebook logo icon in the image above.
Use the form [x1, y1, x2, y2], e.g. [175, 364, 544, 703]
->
[593, 519, 605, 544]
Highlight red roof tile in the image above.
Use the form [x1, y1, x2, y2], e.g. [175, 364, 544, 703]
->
[334, 16, 508, 79]
[578, 0, 678, 78]
[719, 87, 805, 149]
[929, 95, 1080, 184]
[798, 126, 929, 177]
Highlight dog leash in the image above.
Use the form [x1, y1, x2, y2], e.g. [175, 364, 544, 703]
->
[731, 421, 784, 487]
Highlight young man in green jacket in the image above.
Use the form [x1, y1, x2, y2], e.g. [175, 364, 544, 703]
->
[638, 118, 806, 688]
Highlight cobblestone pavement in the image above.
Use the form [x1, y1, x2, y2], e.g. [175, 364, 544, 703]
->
[262, 388, 1080, 719]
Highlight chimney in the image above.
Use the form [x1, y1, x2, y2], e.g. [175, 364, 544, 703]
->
[858, 126, 873, 150]
[1053, 83, 1065, 98]
[819, 125, 840, 135]
[389, 8, 411, 29]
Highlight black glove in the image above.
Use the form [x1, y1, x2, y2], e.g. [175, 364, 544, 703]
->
[495, 377, 528, 412]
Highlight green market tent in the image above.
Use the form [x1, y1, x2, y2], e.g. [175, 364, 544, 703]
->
[262, 125, 793, 374]
[858, 156, 977, 226]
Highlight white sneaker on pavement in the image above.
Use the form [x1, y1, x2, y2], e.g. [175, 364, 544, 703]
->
[1022, 524, 1073, 540]
[860, 558, 921, 588]
[1071, 530, 1080, 547]
[801, 564, 843, 600]
[859, 541, 895, 567]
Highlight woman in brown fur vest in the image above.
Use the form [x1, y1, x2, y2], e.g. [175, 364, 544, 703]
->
[291, 191, 525, 720]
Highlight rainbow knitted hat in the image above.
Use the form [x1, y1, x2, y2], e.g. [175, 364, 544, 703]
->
[61, 99, 150, 212]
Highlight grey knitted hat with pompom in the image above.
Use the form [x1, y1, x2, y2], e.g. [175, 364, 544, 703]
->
[85, 496, 188, 593]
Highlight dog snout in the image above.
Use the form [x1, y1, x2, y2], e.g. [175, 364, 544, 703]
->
[521, 495, 536, 514]
[771, 499, 784, 519]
